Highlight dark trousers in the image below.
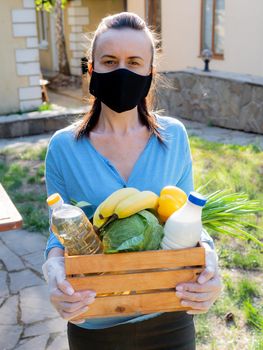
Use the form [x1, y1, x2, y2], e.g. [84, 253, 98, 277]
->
[67, 312, 195, 350]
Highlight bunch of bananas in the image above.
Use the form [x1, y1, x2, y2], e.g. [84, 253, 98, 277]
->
[93, 187, 159, 230]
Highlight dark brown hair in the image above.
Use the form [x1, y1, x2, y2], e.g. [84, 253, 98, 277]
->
[75, 12, 164, 143]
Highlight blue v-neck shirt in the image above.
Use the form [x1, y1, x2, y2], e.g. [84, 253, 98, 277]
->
[44, 114, 214, 329]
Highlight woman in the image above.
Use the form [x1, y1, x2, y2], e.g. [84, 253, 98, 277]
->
[43, 12, 222, 350]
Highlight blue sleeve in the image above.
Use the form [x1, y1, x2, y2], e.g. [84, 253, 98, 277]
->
[44, 138, 69, 259]
[176, 125, 194, 196]
[200, 228, 215, 249]
[176, 161, 194, 196]
[45, 229, 64, 259]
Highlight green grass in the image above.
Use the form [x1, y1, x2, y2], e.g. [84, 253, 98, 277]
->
[235, 279, 261, 304]
[212, 294, 236, 318]
[0, 163, 29, 190]
[189, 136, 263, 347]
[191, 135, 262, 258]
[2, 145, 47, 161]
[195, 272, 263, 348]
[244, 301, 263, 332]
[223, 274, 261, 306]
[221, 273, 263, 334]
[21, 147, 47, 161]
[249, 335, 263, 350]
[195, 313, 212, 344]
[218, 240, 263, 270]
[0, 147, 49, 234]
[190, 136, 263, 202]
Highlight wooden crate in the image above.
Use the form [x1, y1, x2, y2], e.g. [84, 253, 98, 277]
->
[65, 247, 205, 320]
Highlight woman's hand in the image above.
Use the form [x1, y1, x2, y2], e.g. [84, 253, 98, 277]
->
[42, 256, 96, 323]
[175, 242, 222, 314]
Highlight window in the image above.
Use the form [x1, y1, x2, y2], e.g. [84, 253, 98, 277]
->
[37, 10, 48, 49]
[201, 0, 225, 58]
[145, 0, 162, 47]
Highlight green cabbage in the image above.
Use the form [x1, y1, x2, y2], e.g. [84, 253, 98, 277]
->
[101, 210, 164, 253]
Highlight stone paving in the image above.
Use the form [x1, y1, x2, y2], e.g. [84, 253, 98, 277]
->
[0, 117, 262, 350]
[0, 230, 68, 350]
[181, 117, 263, 149]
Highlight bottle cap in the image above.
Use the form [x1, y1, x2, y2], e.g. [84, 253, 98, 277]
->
[47, 193, 63, 207]
[188, 191, 207, 207]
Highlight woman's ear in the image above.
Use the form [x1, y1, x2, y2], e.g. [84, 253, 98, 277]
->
[88, 62, 93, 75]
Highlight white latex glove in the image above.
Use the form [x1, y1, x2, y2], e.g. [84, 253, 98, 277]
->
[42, 256, 96, 323]
[175, 241, 222, 314]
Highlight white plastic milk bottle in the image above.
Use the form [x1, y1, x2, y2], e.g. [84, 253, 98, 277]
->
[161, 191, 207, 250]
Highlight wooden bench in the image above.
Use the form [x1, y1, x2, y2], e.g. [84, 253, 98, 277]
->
[0, 183, 23, 232]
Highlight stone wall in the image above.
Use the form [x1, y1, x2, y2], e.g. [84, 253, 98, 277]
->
[157, 68, 263, 134]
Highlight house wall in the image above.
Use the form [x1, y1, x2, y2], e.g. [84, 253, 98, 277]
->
[127, 0, 145, 18]
[64, 0, 125, 76]
[37, 11, 54, 72]
[0, 0, 42, 115]
[127, 0, 263, 77]
[38, 0, 263, 80]
[0, 0, 42, 114]
[0, 0, 26, 114]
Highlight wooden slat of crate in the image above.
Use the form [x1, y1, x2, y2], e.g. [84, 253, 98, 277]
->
[73, 291, 191, 319]
[65, 247, 205, 274]
[67, 267, 203, 294]
[65, 247, 205, 319]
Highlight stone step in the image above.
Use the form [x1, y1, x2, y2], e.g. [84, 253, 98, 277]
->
[0, 106, 89, 138]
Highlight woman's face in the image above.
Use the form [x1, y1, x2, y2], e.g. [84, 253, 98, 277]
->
[93, 28, 153, 76]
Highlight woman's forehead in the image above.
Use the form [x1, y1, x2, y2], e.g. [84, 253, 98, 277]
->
[95, 28, 152, 60]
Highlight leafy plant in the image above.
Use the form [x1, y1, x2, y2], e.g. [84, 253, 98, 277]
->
[35, 0, 68, 12]
[198, 182, 263, 247]
[35, 0, 70, 75]
[38, 102, 52, 112]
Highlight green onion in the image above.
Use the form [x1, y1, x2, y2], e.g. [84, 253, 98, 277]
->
[197, 186, 263, 247]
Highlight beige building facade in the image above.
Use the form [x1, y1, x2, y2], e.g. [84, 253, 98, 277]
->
[1, 0, 263, 115]
[165, 0, 263, 76]
[0, 0, 42, 115]
[39, 0, 126, 75]
[0, 0, 126, 115]
[128, 0, 263, 77]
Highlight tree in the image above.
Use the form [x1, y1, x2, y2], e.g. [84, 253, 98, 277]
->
[35, 0, 71, 76]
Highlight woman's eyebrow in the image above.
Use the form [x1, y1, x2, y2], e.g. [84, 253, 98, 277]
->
[100, 54, 144, 60]
[100, 55, 117, 59]
[128, 56, 144, 60]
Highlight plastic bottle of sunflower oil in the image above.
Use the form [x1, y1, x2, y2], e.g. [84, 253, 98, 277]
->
[47, 193, 103, 256]
[161, 192, 207, 250]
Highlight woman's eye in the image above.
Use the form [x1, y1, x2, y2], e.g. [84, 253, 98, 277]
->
[105, 60, 116, 65]
[129, 61, 139, 66]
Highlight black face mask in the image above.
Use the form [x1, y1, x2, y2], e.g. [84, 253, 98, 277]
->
[89, 68, 152, 113]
